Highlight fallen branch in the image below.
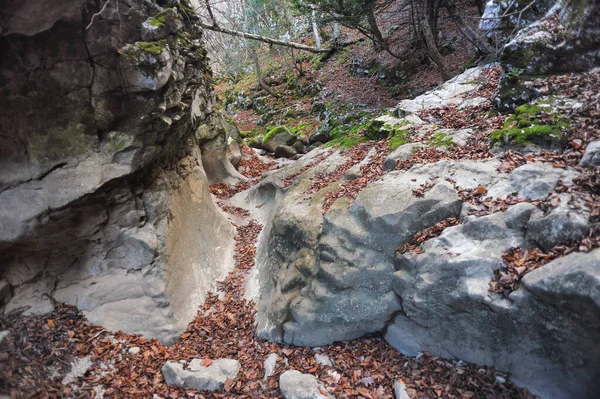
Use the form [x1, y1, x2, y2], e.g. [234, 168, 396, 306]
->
[198, 22, 330, 53]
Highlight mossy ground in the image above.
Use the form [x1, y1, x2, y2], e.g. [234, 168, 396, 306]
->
[430, 132, 455, 147]
[490, 102, 568, 145]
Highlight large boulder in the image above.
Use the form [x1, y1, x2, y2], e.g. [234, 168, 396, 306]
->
[0, 1, 236, 344]
[233, 136, 596, 398]
[387, 215, 600, 399]
[261, 126, 296, 153]
[496, 0, 600, 109]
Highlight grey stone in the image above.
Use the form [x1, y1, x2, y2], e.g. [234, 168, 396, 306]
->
[384, 143, 426, 171]
[396, 67, 488, 113]
[140, 9, 182, 41]
[504, 202, 537, 230]
[487, 163, 579, 200]
[262, 127, 296, 153]
[0, 3, 236, 345]
[128, 347, 141, 356]
[62, 356, 93, 385]
[275, 145, 298, 159]
[526, 207, 590, 251]
[309, 129, 330, 144]
[263, 353, 279, 379]
[162, 358, 241, 391]
[393, 380, 412, 399]
[579, 140, 600, 167]
[0, 330, 9, 343]
[314, 353, 333, 367]
[386, 212, 600, 399]
[279, 370, 333, 399]
[255, 159, 497, 346]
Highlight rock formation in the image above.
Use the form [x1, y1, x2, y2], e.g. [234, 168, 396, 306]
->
[232, 17, 600, 393]
[0, 0, 241, 344]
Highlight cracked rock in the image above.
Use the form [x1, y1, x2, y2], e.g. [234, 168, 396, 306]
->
[162, 358, 240, 391]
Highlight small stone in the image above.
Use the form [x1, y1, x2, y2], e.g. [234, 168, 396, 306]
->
[264, 353, 279, 379]
[495, 375, 507, 384]
[162, 358, 240, 391]
[62, 356, 93, 385]
[0, 330, 10, 342]
[128, 347, 141, 355]
[579, 140, 600, 167]
[279, 370, 333, 399]
[314, 353, 333, 367]
[394, 379, 412, 399]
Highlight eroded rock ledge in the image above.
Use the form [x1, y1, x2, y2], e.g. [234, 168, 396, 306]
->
[0, 0, 240, 344]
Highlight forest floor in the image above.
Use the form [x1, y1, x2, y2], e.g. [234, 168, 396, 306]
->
[215, 1, 480, 138]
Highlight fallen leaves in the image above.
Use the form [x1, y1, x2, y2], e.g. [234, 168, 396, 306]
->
[322, 141, 389, 211]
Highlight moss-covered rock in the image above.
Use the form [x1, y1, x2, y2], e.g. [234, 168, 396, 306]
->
[490, 102, 568, 146]
[142, 8, 183, 41]
[429, 132, 456, 148]
[262, 126, 295, 153]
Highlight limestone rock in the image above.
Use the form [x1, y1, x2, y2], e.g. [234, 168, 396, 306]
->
[314, 354, 333, 367]
[0, 280, 10, 305]
[279, 370, 333, 399]
[579, 140, 600, 167]
[275, 145, 298, 159]
[387, 211, 600, 399]
[0, 2, 236, 345]
[263, 353, 279, 379]
[384, 143, 426, 171]
[526, 206, 590, 251]
[393, 380, 412, 399]
[309, 129, 330, 144]
[395, 67, 488, 114]
[62, 356, 93, 386]
[262, 127, 296, 153]
[141, 8, 182, 41]
[162, 359, 241, 391]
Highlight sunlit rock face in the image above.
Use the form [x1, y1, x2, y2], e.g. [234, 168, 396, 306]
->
[0, 0, 240, 344]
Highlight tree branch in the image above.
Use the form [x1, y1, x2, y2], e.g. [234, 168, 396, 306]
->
[197, 22, 330, 53]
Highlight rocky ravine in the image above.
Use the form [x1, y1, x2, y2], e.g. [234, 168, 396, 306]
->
[1, 1, 600, 399]
[234, 58, 600, 399]
[0, 0, 244, 344]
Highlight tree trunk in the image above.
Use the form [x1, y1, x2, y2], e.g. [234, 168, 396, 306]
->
[365, 0, 385, 50]
[443, 0, 495, 54]
[418, 1, 450, 80]
[250, 48, 280, 98]
[311, 7, 322, 50]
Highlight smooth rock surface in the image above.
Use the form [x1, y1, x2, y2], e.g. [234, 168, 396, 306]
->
[162, 359, 241, 391]
[279, 370, 332, 399]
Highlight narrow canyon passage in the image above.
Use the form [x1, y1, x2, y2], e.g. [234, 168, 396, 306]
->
[0, 151, 534, 398]
[2, 0, 600, 398]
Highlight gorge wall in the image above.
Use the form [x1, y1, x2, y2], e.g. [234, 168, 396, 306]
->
[0, 0, 240, 344]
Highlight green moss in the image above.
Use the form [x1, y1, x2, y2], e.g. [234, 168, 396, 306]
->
[430, 132, 455, 147]
[137, 40, 166, 55]
[490, 102, 568, 145]
[388, 129, 411, 150]
[241, 129, 264, 138]
[263, 126, 291, 143]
